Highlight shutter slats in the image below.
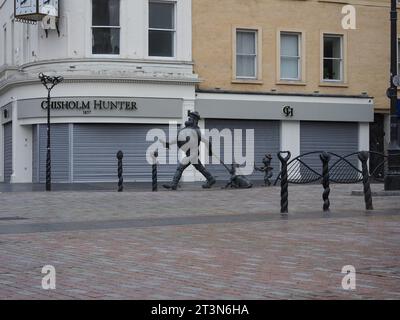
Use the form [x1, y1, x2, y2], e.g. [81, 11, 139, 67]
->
[38, 124, 70, 182]
[73, 124, 176, 182]
[205, 119, 280, 181]
[3, 123, 12, 182]
[300, 121, 359, 173]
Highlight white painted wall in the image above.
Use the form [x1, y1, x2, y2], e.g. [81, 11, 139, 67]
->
[0, 0, 197, 107]
[358, 122, 370, 152]
[10, 100, 32, 183]
[358, 122, 370, 170]
[280, 120, 300, 159]
[0, 0, 193, 67]
[0, 0, 197, 184]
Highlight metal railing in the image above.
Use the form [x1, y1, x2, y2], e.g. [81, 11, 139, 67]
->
[274, 151, 388, 185]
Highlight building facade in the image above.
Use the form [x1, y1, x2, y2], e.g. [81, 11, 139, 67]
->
[192, 0, 393, 179]
[0, 0, 395, 184]
[0, 0, 201, 183]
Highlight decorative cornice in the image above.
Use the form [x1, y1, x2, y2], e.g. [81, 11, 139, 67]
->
[0, 57, 200, 94]
[60, 76, 201, 85]
[0, 75, 201, 95]
[19, 57, 195, 70]
[196, 89, 374, 99]
[0, 65, 19, 76]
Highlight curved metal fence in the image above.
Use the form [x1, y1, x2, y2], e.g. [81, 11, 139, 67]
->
[274, 151, 388, 185]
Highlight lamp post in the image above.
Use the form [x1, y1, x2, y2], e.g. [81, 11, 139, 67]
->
[38, 73, 63, 191]
[385, 0, 400, 190]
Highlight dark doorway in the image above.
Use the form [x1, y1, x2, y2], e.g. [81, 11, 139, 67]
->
[369, 113, 385, 179]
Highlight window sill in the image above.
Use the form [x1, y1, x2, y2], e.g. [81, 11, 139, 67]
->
[91, 54, 121, 58]
[276, 80, 306, 86]
[147, 56, 177, 61]
[319, 81, 348, 88]
[232, 79, 263, 85]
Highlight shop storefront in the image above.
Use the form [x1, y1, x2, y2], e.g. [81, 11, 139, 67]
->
[1, 88, 194, 183]
[196, 91, 373, 179]
[1, 89, 374, 184]
[32, 122, 178, 183]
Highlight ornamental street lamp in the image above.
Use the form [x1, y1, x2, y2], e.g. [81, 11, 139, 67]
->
[385, 0, 400, 190]
[38, 73, 63, 191]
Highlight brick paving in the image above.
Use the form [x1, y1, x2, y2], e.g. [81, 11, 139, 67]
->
[0, 183, 399, 299]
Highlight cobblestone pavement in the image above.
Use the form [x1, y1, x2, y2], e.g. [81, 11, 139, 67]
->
[0, 183, 399, 299]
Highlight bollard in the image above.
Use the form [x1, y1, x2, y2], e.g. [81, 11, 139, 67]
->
[46, 146, 51, 192]
[320, 152, 331, 212]
[358, 151, 373, 210]
[277, 151, 291, 214]
[152, 151, 158, 192]
[117, 150, 124, 192]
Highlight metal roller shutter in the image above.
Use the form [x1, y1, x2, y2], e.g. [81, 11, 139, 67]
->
[73, 124, 177, 182]
[205, 119, 280, 181]
[300, 121, 359, 172]
[32, 125, 38, 183]
[36, 124, 71, 183]
[3, 122, 12, 183]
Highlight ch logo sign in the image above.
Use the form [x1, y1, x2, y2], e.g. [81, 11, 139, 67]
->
[283, 105, 294, 118]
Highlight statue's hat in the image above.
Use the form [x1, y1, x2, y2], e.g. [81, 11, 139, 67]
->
[188, 111, 201, 121]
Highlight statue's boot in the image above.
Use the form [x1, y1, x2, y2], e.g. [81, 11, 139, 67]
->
[202, 176, 216, 189]
[162, 183, 177, 190]
[193, 161, 217, 189]
[163, 164, 186, 190]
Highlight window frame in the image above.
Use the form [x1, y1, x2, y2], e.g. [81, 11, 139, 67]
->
[322, 33, 344, 82]
[148, 0, 177, 59]
[91, 0, 121, 56]
[280, 31, 302, 81]
[235, 29, 257, 79]
[232, 27, 262, 83]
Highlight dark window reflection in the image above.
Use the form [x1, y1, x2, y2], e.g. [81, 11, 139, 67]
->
[324, 36, 341, 59]
[92, 0, 120, 26]
[149, 30, 174, 57]
[149, 1, 175, 57]
[92, 28, 120, 54]
[323, 35, 342, 80]
[149, 2, 174, 29]
[92, 0, 120, 54]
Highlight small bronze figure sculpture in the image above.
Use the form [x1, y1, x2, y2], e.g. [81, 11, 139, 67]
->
[162, 111, 216, 190]
[255, 154, 274, 186]
[224, 163, 253, 189]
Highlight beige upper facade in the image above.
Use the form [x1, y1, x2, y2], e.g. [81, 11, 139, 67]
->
[192, 0, 396, 113]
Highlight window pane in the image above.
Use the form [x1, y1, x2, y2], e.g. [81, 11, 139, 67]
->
[92, 28, 120, 54]
[149, 2, 175, 29]
[149, 30, 174, 57]
[324, 36, 341, 58]
[323, 59, 342, 80]
[237, 55, 256, 77]
[237, 31, 256, 55]
[92, 0, 120, 26]
[281, 57, 299, 79]
[281, 33, 299, 57]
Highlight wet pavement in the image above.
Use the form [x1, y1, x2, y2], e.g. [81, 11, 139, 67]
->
[0, 183, 399, 299]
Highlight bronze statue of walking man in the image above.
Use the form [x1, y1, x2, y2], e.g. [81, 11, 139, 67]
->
[161, 111, 216, 190]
